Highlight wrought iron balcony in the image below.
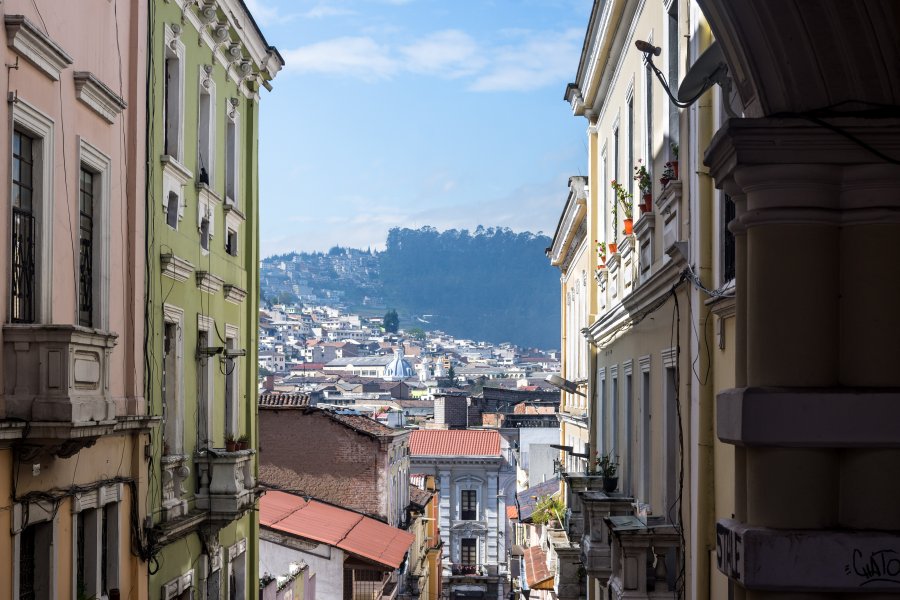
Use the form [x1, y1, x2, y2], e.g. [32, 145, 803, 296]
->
[194, 448, 258, 521]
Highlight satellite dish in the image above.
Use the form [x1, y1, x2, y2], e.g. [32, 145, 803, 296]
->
[677, 41, 728, 104]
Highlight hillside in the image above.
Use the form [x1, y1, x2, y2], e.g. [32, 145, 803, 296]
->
[261, 226, 560, 348]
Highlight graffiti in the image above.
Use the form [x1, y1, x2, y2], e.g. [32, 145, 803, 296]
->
[715, 522, 743, 581]
[845, 548, 900, 587]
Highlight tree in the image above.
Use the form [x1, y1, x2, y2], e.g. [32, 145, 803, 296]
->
[383, 309, 399, 333]
[447, 364, 456, 382]
[406, 327, 426, 341]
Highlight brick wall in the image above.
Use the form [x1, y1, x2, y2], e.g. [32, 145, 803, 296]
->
[435, 395, 468, 429]
[259, 409, 385, 519]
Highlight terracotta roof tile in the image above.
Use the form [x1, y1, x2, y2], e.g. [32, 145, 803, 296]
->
[409, 430, 501, 456]
[259, 393, 310, 407]
[329, 412, 400, 437]
[524, 545, 554, 589]
[261, 491, 414, 570]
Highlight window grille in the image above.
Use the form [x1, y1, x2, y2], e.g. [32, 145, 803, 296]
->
[79, 168, 94, 327]
[12, 130, 36, 323]
[722, 194, 736, 283]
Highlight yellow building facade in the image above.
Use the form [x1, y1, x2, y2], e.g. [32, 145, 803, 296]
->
[551, 1, 740, 598]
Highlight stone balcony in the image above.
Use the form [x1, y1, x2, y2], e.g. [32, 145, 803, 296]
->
[194, 449, 257, 521]
[546, 527, 584, 600]
[3, 324, 118, 455]
[560, 471, 604, 539]
[580, 491, 635, 584]
[604, 515, 681, 599]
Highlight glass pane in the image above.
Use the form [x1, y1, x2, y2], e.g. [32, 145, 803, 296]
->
[20, 160, 31, 187]
[12, 157, 20, 182]
[20, 133, 32, 159]
[13, 131, 20, 155]
[19, 187, 32, 212]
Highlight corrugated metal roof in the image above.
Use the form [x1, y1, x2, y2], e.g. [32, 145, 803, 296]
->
[260, 491, 414, 570]
[409, 429, 501, 457]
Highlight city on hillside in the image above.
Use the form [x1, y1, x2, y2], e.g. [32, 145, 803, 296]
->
[0, 0, 894, 600]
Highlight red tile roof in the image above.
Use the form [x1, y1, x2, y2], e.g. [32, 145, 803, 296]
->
[261, 491, 414, 570]
[506, 505, 519, 520]
[524, 545, 554, 589]
[259, 393, 310, 407]
[409, 430, 501, 457]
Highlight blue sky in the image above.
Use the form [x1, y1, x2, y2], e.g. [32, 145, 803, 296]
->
[249, 0, 592, 256]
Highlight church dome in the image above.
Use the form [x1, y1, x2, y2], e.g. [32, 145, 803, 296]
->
[383, 344, 415, 381]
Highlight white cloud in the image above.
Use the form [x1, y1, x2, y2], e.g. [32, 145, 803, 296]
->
[280, 27, 581, 92]
[469, 28, 582, 92]
[302, 5, 355, 19]
[399, 30, 485, 77]
[244, 0, 280, 26]
[281, 37, 397, 80]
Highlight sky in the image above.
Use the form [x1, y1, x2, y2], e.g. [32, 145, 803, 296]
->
[250, 0, 593, 256]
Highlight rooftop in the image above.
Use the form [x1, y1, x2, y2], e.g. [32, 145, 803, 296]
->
[261, 491, 414, 570]
[259, 393, 311, 407]
[409, 429, 501, 457]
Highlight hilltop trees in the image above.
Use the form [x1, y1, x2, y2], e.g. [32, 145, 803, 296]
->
[383, 309, 400, 333]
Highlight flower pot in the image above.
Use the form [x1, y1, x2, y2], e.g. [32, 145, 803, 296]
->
[237, 440, 249, 451]
[602, 476, 618, 493]
[623, 218, 634, 235]
[225, 440, 238, 452]
[671, 160, 679, 179]
[660, 176, 670, 188]
[642, 193, 653, 213]
[608, 242, 618, 254]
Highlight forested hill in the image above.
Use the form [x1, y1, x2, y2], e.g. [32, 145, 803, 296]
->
[260, 226, 561, 349]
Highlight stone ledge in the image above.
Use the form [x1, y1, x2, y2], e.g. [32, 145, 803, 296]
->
[5, 15, 72, 81]
[73, 71, 127, 123]
[718, 387, 900, 447]
[716, 518, 900, 592]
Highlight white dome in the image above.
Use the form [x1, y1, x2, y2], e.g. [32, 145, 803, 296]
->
[383, 345, 415, 381]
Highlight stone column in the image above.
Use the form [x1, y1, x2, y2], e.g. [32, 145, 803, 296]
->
[706, 118, 900, 598]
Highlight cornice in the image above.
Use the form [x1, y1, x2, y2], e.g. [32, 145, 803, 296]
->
[549, 177, 588, 267]
[196, 270, 225, 294]
[161, 253, 195, 282]
[73, 71, 127, 124]
[224, 284, 247, 304]
[4, 15, 73, 81]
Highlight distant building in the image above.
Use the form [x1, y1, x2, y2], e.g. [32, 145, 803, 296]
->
[410, 430, 509, 599]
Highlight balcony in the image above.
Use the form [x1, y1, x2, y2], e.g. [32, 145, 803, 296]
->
[560, 471, 604, 539]
[605, 515, 681, 599]
[3, 324, 118, 455]
[194, 448, 257, 521]
[546, 527, 584, 600]
[579, 491, 635, 584]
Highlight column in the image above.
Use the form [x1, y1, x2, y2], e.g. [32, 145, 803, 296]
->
[706, 117, 900, 598]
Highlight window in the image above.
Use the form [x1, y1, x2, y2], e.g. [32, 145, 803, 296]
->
[164, 26, 184, 161]
[460, 538, 477, 566]
[225, 101, 239, 205]
[228, 544, 246, 600]
[166, 192, 179, 229]
[163, 306, 184, 454]
[198, 328, 212, 447]
[610, 374, 619, 453]
[200, 216, 210, 251]
[641, 368, 651, 502]
[627, 95, 635, 198]
[79, 167, 94, 327]
[198, 66, 215, 185]
[19, 520, 52, 600]
[665, 365, 677, 511]
[667, 1, 680, 158]
[225, 330, 239, 438]
[624, 372, 633, 494]
[225, 228, 238, 256]
[722, 194, 736, 284]
[11, 130, 36, 323]
[460, 489, 476, 520]
[645, 55, 653, 165]
[76, 504, 119, 599]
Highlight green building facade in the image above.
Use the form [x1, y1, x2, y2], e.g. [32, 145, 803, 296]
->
[145, 1, 281, 598]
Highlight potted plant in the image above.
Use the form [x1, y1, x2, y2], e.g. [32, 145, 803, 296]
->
[633, 160, 652, 213]
[596, 453, 619, 493]
[670, 142, 679, 179]
[596, 240, 607, 267]
[237, 435, 250, 451]
[611, 179, 633, 237]
[225, 435, 238, 452]
[532, 494, 566, 528]
[660, 162, 676, 188]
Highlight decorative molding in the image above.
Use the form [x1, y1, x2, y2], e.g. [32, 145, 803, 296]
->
[73, 72, 127, 123]
[4, 15, 73, 81]
[224, 323, 239, 340]
[224, 204, 245, 231]
[639, 354, 651, 373]
[223, 284, 247, 304]
[197, 314, 214, 332]
[162, 303, 185, 325]
[661, 347, 677, 368]
[161, 570, 193, 600]
[161, 253, 195, 282]
[72, 483, 123, 513]
[228, 538, 247, 560]
[549, 177, 588, 267]
[622, 360, 633, 377]
[196, 271, 224, 294]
